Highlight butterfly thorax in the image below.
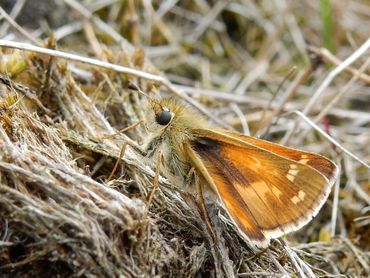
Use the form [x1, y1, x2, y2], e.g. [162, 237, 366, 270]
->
[144, 98, 212, 187]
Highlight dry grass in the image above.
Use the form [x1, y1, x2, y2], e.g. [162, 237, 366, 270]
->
[0, 0, 369, 277]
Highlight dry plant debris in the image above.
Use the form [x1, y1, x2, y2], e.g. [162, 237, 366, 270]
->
[0, 1, 369, 277]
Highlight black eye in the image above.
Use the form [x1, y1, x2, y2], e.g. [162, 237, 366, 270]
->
[155, 109, 172, 125]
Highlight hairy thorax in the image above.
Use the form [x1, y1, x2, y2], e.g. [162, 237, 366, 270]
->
[148, 126, 194, 187]
[143, 98, 214, 189]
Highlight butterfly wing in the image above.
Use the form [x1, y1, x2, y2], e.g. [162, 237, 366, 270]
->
[222, 130, 337, 183]
[184, 129, 338, 247]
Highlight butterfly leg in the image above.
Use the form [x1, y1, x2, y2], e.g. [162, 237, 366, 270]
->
[146, 151, 163, 209]
[193, 170, 218, 243]
[107, 141, 128, 181]
[105, 121, 146, 181]
[191, 170, 236, 276]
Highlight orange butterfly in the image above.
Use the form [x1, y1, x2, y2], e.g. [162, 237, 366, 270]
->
[140, 98, 338, 247]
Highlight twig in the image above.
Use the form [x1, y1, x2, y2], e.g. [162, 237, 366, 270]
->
[282, 38, 370, 144]
[238, 272, 283, 277]
[0, 39, 230, 128]
[283, 110, 370, 169]
[296, 57, 370, 143]
[230, 103, 250, 135]
[0, 40, 163, 81]
[330, 161, 342, 237]
[1, 219, 8, 241]
[188, 0, 231, 42]
[342, 237, 370, 275]
[308, 45, 370, 84]
[0, 0, 26, 37]
[283, 246, 307, 278]
[63, 0, 133, 51]
[0, 6, 40, 45]
[258, 66, 297, 136]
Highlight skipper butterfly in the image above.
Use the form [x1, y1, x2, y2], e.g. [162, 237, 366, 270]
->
[138, 98, 338, 247]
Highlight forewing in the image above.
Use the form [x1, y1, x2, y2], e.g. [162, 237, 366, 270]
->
[184, 141, 267, 246]
[223, 130, 337, 182]
[187, 129, 337, 245]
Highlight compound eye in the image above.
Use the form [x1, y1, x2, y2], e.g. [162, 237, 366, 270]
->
[155, 109, 172, 125]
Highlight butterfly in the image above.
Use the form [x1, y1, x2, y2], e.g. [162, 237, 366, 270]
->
[138, 97, 338, 247]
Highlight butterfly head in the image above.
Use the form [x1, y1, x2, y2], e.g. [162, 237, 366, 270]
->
[144, 98, 208, 137]
[144, 98, 174, 134]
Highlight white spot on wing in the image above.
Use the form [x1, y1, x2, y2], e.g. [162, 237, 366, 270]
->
[288, 169, 299, 176]
[298, 190, 306, 200]
[287, 164, 299, 182]
[290, 190, 306, 205]
[291, 195, 300, 204]
[286, 174, 295, 182]
[299, 154, 310, 165]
